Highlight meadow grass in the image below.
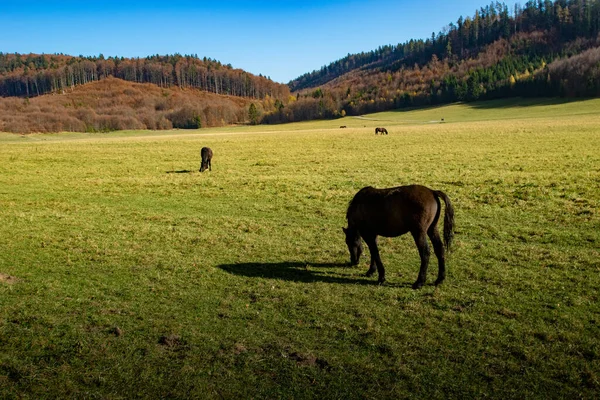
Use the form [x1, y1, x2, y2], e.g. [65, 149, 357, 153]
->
[1, 98, 599, 398]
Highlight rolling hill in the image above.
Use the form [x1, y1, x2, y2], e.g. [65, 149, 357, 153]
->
[0, 77, 259, 133]
[278, 0, 600, 122]
[2, 0, 600, 132]
[0, 53, 292, 133]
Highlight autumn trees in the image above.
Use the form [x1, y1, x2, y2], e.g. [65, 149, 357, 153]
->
[0, 78, 255, 133]
[0, 53, 290, 101]
[4, 1, 600, 132]
[283, 0, 600, 123]
[0, 53, 295, 132]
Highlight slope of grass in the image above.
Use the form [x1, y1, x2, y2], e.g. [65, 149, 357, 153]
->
[1, 98, 599, 398]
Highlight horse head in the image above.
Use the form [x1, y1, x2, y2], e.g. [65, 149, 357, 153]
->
[342, 227, 362, 265]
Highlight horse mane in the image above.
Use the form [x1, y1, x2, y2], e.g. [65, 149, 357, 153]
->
[346, 186, 376, 221]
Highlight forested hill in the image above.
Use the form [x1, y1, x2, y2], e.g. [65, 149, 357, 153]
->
[274, 0, 600, 123]
[4, 0, 600, 131]
[0, 53, 290, 101]
[290, 0, 600, 92]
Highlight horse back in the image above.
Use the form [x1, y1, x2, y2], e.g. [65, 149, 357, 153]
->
[201, 147, 213, 160]
[347, 185, 439, 237]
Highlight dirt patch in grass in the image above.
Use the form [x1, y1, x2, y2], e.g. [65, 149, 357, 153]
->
[0, 273, 17, 284]
[288, 352, 330, 370]
[158, 334, 186, 349]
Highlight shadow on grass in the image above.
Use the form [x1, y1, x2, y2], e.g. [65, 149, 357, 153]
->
[219, 261, 383, 286]
[383, 97, 591, 114]
[166, 169, 194, 174]
[466, 96, 591, 109]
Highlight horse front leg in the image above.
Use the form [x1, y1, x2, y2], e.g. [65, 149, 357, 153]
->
[411, 231, 430, 289]
[364, 236, 385, 284]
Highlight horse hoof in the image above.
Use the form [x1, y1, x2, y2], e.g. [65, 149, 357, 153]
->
[434, 278, 445, 286]
[365, 271, 374, 278]
[378, 278, 386, 285]
[412, 281, 423, 290]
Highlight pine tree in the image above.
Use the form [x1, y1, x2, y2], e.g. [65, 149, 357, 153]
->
[248, 103, 259, 125]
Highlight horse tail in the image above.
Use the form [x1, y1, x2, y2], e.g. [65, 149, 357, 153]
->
[434, 190, 455, 251]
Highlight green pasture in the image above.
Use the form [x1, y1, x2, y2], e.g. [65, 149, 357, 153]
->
[1, 98, 599, 398]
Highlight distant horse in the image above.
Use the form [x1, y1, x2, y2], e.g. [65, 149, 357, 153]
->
[340, 125, 347, 128]
[200, 147, 213, 172]
[375, 127, 388, 135]
[343, 185, 454, 289]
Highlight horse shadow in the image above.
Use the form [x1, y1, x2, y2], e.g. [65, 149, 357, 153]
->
[218, 261, 392, 286]
[166, 170, 193, 174]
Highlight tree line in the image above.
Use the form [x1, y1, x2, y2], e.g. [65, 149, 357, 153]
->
[3, 0, 600, 131]
[290, 0, 600, 91]
[262, 0, 600, 124]
[0, 77, 257, 133]
[0, 53, 290, 101]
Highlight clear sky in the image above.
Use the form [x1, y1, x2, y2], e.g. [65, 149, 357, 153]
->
[1, 1, 519, 83]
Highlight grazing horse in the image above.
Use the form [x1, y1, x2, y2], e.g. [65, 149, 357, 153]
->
[375, 127, 388, 135]
[340, 125, 347, 128]
[343, 185, 454, 289]
[199, 147, 213, 172]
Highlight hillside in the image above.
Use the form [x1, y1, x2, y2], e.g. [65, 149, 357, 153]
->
[0, 77, 260, 133]
[3, 0, 600, 132]
[0, 53, 289, 101]
[273, 0, 600, 123]
[0, 53, 294, 133]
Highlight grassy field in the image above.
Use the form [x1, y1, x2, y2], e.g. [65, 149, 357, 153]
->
[1, 97, 599, 399]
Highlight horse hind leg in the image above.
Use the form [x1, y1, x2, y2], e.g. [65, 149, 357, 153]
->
[428, 225, 446, 286]
[366, 254, 377, 278]
[411, 231, 430, 289]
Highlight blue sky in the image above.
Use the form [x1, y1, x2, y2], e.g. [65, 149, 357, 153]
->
[1, 1, 518, 83]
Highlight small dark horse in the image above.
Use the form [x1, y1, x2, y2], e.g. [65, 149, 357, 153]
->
[200, 147, 213, 172]
[343, 185, 454, 289]
[375, 127, 388, 135]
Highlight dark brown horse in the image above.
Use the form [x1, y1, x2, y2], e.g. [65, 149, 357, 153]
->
[375, 127, 388, 135]
[343, 185, 454, 289]
[200, 147, 213, 172]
